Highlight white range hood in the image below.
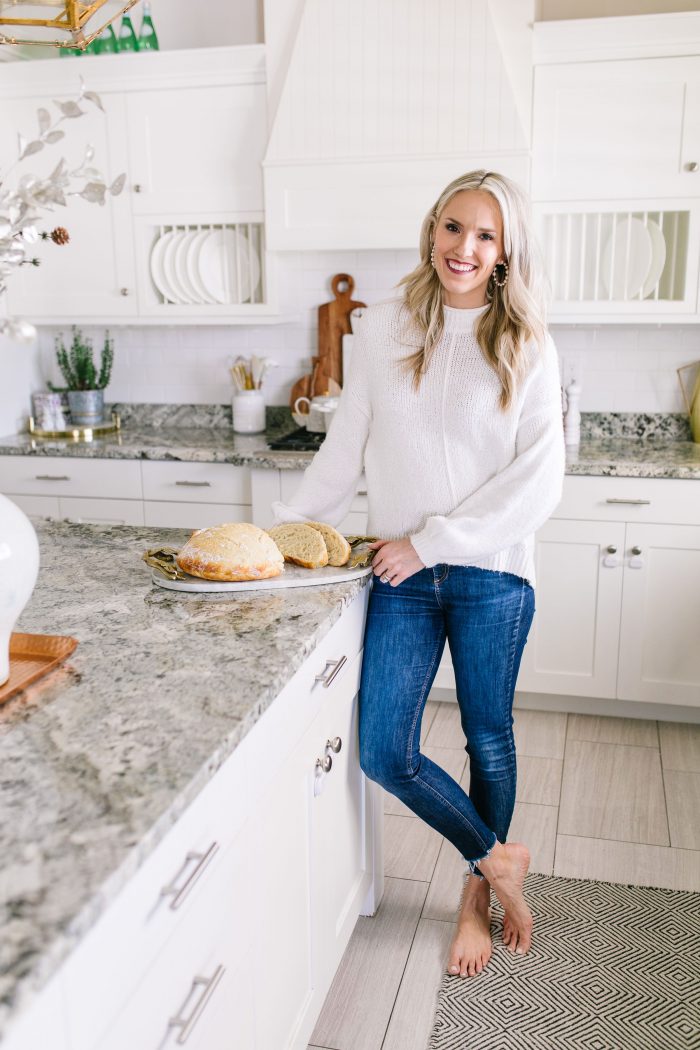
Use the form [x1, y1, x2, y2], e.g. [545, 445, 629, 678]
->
[263, 0, 533, 250]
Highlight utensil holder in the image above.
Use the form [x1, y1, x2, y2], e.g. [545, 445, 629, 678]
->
[232, 390, 266, 434]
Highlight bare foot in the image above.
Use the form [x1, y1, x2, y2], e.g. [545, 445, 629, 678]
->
[479, 842, 532, 955]
[446, 874, 493, 978]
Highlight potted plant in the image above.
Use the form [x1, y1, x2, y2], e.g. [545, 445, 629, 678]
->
[49, 326, 114, 425]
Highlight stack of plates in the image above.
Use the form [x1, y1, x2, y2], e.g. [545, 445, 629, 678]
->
[150, 228, 261, 305]
[600, 217, 666, 300]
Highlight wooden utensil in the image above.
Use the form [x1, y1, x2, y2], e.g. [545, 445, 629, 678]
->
[314, 274, 365, 395]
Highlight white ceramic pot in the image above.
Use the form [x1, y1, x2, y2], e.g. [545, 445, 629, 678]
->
[0, 494, 40, 685]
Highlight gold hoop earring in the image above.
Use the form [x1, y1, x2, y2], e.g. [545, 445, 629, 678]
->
[492, 260, 509, 288]
[430, 243, 436, 269]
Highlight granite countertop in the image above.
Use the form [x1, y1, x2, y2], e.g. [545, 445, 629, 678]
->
[0, 520, 371, 1038]
[0, 406, 698, 478]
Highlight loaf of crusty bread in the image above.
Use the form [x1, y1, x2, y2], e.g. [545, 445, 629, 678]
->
[176, 522, 284, 582]
[304, 522, 351, 566]
[266, 523, 329, 569]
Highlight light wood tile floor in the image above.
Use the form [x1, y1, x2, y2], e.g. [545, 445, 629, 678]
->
[307, 703, 700, 1050]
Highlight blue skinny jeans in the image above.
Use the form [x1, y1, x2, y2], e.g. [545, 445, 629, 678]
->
[358, 564, 535, 878]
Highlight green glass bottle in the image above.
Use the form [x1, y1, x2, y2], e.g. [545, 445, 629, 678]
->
[138, 2, 159, 51]
[95, 23, 118, 55]
[117, 14, 139, 52]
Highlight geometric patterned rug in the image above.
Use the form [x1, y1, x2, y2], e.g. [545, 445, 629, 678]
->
[427, 873, 700, 1050]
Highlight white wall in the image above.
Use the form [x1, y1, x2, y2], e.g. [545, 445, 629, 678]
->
[536, 0, 700, 18]
[21, 248, 695, 418]
[0, 334, 43, 434]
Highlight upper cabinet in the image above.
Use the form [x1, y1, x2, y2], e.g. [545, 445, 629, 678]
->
[532, 56, 700, 202]
[0, 46, 277, 324]
[263, 0, 533, 250]
[531, 12, 700, 322]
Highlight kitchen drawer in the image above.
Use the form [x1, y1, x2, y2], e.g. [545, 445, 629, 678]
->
[553, 476, 700, 526]
[280, 468, 368, 514]
[95, 831, 255, 1050]
[62, 741, 253, 1050]
[143, 500, 251, 529]
[59, 497, 145, 526]
[141, 461, 251, 505]
[0, 456, 142, 500]
[5, 493, 60, 518]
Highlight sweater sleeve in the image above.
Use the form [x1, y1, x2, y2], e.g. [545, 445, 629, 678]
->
[270, 316, 371, 528]
[409, 333, 565, 569]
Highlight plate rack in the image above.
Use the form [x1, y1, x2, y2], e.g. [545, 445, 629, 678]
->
[537, 208, 690, 304]
[148, 221, 266, 307]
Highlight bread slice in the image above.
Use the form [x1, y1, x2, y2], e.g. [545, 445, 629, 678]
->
[304, 522, 351, 566]
[267, 523, 329, 569]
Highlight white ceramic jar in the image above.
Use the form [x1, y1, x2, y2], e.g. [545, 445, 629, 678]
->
[0, 494, 40, 685]
[232, 390, 266, 434]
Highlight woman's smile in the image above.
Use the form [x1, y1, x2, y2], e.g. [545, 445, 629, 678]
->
[445, 259, 478, 275]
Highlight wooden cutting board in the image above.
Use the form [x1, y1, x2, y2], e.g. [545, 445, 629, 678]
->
[314, 274, 365, 395]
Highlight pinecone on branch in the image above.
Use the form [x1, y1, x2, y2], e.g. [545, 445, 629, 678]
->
[50, 226, 70, 245]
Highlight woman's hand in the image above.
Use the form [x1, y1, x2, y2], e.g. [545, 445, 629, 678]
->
[367, 538, 425, 587]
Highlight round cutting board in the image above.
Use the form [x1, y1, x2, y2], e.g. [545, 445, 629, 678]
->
[152, 562, 373, 593]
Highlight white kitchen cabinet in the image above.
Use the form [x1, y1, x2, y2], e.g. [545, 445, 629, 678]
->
[517, 477, 700, 709]
[0, 46, 276, 323]
[532, 56, 700, 202]
[141, 460, 252, 528]
[58, 496, 145, 526]
[0, 92, 136, 318]
[251, 466, 368, 534]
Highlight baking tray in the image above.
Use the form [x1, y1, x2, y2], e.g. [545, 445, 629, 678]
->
[152, 562, 373, 593]
[0, 632, 79, 705]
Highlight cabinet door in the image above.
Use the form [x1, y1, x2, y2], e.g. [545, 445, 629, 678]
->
[311, 650, 372, 980]
[517, 519, 626, 699]
[126, 84, 267, 215]
[59, 496, 144, 526]
[617, 522, 700, 706]
[250, 713, 318, 1050]
[532, 56, 700, 200]
[0, 93, 136, 319]
[4, 493, 60, 518]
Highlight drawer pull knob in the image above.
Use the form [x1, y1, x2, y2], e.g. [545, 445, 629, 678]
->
[631, 545, 642, 556]
[120, 287, 130, 296]
[161, 841, 219, 911]
[686, 161, 699, 172]
[35, 474, 70, 481]
[606, 545, 617, 554]
[605, 498, 651, 505]
[317, 754, 333, 773]
[175, 480, 212, 487]
[327, 736, 342, 753]
[169, 964, 225, 1044]
[314, 655, 347, 688]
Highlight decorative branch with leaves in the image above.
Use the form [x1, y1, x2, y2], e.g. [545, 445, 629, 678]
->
[0, 76, 125, 340]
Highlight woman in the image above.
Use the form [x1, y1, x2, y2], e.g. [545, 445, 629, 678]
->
[271, 170, 565, 979]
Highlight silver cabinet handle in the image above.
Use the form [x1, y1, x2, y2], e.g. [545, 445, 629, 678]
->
[314, 654, 347, 687]
[631, 545, 642, 556]
[686, 161, 699, 172]
[327, 736, 342, 753]
[606, 544, 617, 554]
[160, 842, 219, 911]
[133, 183, 143, 192]
[120, 287, 130, 296]
[175, 480, 212, 487]
[316, 754, 333, 773]
[35, 474, 70, 481]
[169, 965, 225, 1044]
[605, 498, 651, 505]
[356, 489, 368, 495]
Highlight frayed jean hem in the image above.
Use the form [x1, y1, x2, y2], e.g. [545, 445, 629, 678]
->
[463, 834, 498, 880]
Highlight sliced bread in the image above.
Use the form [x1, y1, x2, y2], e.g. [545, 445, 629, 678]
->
[267, 523, 329, 569]
[304, 521, 351, 566]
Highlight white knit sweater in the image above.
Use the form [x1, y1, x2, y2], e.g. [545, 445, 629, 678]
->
[271, 298, 565, 588]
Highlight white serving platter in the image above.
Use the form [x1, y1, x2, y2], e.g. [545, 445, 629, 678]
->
[152, 562, 373, 593]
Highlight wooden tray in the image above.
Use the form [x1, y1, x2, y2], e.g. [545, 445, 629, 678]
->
[0, 632, 78, 705]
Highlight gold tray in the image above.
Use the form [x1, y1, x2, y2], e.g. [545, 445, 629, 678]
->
[28, 411, 121, 442]
[0, 632, 79, 705]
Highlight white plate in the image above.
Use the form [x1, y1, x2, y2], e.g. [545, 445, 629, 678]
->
[152, 562, 372, 593]
[162, 230, 193, 305]
[195, 228, 261, 305]
[600, 217, 653, 300]
[150, 230, 184, 304]
[641, 218, 667, 298]
[185, 229, 218, 305]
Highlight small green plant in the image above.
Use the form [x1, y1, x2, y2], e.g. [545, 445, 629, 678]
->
[49, 327, 114, 391]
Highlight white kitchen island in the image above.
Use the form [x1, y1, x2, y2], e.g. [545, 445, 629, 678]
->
[0, 520, 380, 1050]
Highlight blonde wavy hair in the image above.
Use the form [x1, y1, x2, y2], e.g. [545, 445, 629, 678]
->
[397, 170, 549, 411]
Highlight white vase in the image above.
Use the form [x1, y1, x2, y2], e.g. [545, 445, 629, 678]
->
[0, 494, 40, 685]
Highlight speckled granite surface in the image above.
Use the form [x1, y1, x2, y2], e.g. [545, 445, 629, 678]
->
[0, 407, 698, 477]
[0, 520, 371, 1038]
